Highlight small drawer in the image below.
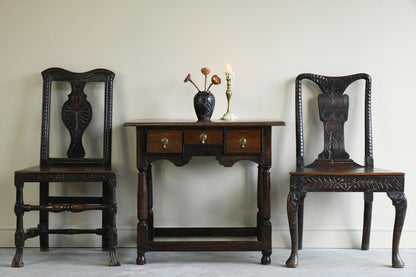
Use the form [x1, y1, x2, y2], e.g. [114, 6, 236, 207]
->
[147, 130, 183, 153]
[184, 129, 223, 145]
[225, 129, 261, 153]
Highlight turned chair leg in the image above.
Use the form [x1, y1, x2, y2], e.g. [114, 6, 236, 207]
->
[12, 177, 24, 268]
[39, 182, 49, 251]
[298, 192, 306, 250]
[286, 191, 300, 268]
[102, 182, 110, 251]
[106, 178, 120, 266]
[387, 191, 407, 268]
[361, 192, 373, 250]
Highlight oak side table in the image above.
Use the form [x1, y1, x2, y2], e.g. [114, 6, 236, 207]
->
[124, 120, 285, 264]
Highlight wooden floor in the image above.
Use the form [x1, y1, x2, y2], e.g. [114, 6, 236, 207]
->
[1, 248, 415, 276]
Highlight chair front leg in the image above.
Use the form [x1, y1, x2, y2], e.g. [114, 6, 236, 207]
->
[387, 191, 407, 268]
[12, 176, 25, 268]
[286, 191, 300, 268]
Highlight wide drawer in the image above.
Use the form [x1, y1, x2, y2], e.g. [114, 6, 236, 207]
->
[225, 129, 261, 153]
[147, 130, 183, 153]
[184, 129, 223, 145]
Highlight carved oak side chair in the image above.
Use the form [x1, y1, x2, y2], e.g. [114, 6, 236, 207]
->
[11, 68, 120, 267]
[286, 73, 406, 268]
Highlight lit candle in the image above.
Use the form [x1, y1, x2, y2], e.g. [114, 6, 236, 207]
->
[225, 63, 232, 74]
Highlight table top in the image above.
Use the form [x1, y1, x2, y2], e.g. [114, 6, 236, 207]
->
[124, 119, 285, 127]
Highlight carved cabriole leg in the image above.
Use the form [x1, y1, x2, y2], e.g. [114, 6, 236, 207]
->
[106, 176, 120, 266]
[39, 182, 49, 251]
[137, 167, 149, 265]
[286, 190, 300, 268]
[12, 175, 24, 267]
[387, 191, 407, 268]
[361, 192, 373, 250]
[147, 165, 154, 242]
[102, 181, 110, 251]
[298, 192, 306, 250]
[259, 166, 271, 265]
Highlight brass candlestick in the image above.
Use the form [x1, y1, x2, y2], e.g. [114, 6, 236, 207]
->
[221, 71, 238, 121]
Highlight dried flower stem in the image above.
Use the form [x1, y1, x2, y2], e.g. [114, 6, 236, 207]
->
[201, 67, 211, 91]
[189, 79, 201, 91]
[207, 83, 213, 91]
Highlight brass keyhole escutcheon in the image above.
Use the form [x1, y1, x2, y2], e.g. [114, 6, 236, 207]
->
[239, 138, 247, 149]
[200, 133, 208, 144]
[161, 138, 169, 149]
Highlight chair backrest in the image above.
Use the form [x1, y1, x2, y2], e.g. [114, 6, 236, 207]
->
[40, 67, 115, 167]
[295, 73, 373, 169]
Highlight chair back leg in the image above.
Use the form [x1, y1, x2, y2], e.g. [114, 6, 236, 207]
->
[361, 191, 373, 250]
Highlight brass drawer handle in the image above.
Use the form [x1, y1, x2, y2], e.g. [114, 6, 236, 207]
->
[200, 133, 208, 144]
[161, 138, 169, 149]
[239, 138, 247, 149]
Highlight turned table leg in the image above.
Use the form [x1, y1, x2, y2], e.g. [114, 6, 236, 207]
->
[259, 166, 271, 265]
[137, 167, 149, 265]
[147, 165, 154, 242]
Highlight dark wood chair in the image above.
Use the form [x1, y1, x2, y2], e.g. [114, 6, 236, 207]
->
[286, 73, 407, 268]
[11, 68, 120, 267]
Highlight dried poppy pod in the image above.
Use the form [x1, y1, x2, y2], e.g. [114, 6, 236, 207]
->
[211, 75, 221, 84]
[208, 75, 221, 90]
[184, 73, 201, 91]
[201, 67, 211, 75]
[207, 75, 221, 91]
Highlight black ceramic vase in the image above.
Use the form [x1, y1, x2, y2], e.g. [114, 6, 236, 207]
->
[193, 91, 215, 122]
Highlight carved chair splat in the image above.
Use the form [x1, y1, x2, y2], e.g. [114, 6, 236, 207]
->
[11, 68, 120, 267]
[286, 73, 406, 268]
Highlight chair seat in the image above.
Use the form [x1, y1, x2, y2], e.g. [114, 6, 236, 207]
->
[289, 165, 404, 192]
[291, 167, 404, 176]
[16, 165, 115, 174]
[15, 165, 116, 183]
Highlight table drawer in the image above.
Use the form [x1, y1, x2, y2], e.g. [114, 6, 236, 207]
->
[225, 129, 261, 153]
[184, 129, 223, 145]
[147, 130, 183, 153]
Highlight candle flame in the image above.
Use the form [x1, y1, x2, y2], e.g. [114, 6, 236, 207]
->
[225, 63, 232, 74]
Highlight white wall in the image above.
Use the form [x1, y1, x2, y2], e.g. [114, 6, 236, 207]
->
[0, 0, 415, 250]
